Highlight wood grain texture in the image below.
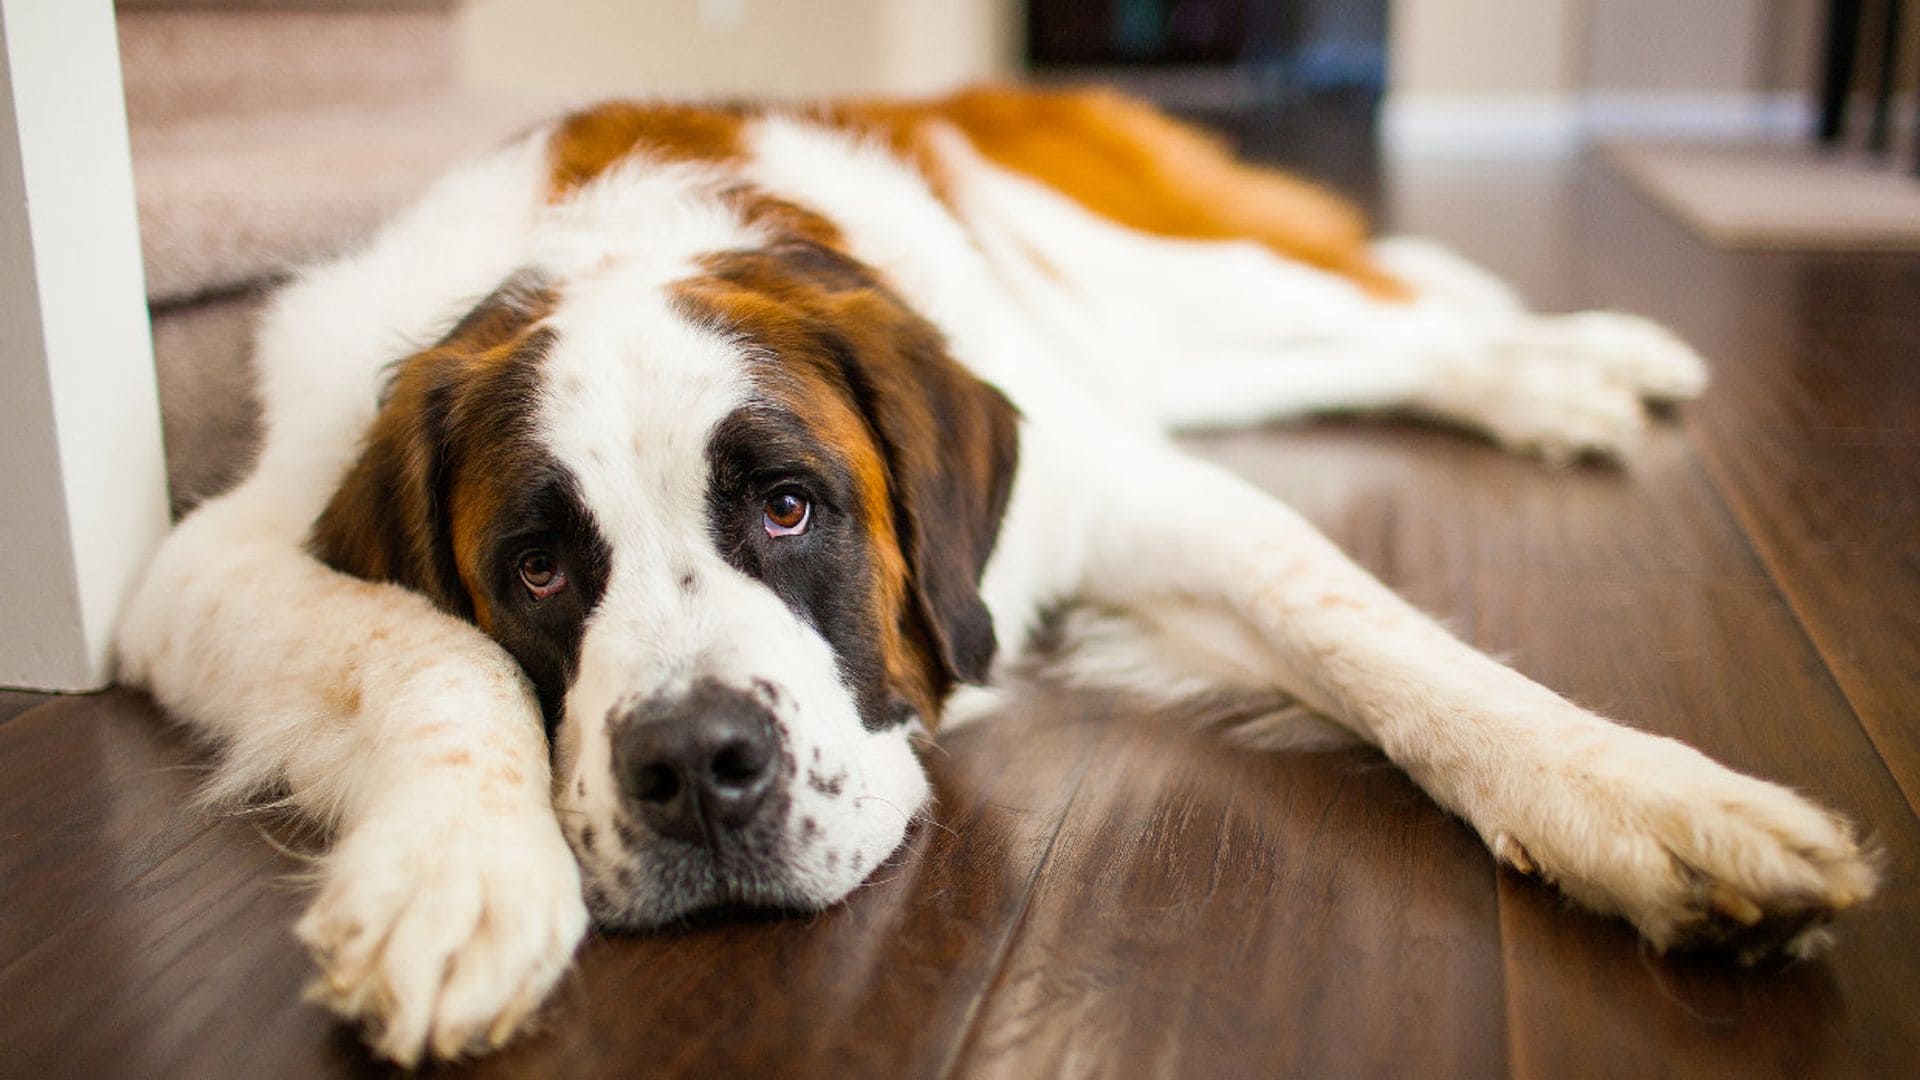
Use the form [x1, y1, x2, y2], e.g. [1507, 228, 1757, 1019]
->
[943, 713, 1506, 1080]
[1480, 580, 1920, 1080]
[0, 125, 1915, 1079]
[0, 689, 51, 725]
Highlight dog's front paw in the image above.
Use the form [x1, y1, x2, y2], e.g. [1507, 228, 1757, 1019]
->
[1496, 728, 1878, 964]
[297, 808, 589, 1065]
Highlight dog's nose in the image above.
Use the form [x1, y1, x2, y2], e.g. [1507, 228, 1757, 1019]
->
[617, 685, 780, 847]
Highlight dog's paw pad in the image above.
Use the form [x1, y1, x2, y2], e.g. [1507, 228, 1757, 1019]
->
[298, 815, 589, 1065]
[1511, 738, 1879, 964]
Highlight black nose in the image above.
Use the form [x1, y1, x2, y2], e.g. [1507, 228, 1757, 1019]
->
[616, 683, 781, 848]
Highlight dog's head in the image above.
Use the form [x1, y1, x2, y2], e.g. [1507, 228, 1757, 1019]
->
[310, 192, 1017, 924]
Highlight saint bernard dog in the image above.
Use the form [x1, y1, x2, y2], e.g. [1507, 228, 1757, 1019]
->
[116, 87, 1878, 1063]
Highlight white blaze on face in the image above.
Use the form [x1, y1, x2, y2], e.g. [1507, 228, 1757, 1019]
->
[528, 252, 928, 926]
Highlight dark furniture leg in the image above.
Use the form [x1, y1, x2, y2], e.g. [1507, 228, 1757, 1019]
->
[1820, 0, 1864, 143]
[1867, 0, 1905, 152]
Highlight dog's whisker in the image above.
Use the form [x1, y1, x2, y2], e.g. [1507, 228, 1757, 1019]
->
[905, 731, 951, 759]
[249, 821, 326, 867]
[852, 794, 914, 827]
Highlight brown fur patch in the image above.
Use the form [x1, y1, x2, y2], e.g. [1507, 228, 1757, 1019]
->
[310, 278, 557, 630]
[676, 240, 1017, 727]
[548, 102, 747, 197]
[678, 255, 935, 725]
[544, 90, 1400, 299]
[829, 85, 1410, 301]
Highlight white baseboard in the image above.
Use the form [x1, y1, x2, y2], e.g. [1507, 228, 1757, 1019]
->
[1380, 95, 1583, 158]
[1581, 91, 1813, 141]
[1383, 91, 1818, 157]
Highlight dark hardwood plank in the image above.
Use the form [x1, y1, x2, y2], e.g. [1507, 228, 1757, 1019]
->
[1392, 159, 1920, 1077]
[1684, 334, 1920, 817]
[0, 692, 356, 1080]
[0, 693, 220, 971]
[942, 709, 1507, 1080]
[1479, 578, 1920, 1080]
[1494, 166, 1920, 815]
[0, 688, 51, 726]
[1195, 421, 1766, 582]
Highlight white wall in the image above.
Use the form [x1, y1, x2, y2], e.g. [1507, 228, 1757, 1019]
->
[1386, 0, 1831, 154]
[458, 0, 1018, 100]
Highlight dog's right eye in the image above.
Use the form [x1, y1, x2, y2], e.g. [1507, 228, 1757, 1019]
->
[516, 549, 568, 600]
[763, 490, 811, 538]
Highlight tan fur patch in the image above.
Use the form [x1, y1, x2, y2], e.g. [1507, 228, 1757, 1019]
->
[312, 283, 557, 629]
[674, 250, 966, 726]
[548, 102, 747, 198]
[544, 90, 1401, 299]
[776, 349, 941, 725]
[829, 86, 1411, 301]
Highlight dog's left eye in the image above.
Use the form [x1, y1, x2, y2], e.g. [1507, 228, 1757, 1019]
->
[763, 491, 811, 537]
[517, 549, 568, 599]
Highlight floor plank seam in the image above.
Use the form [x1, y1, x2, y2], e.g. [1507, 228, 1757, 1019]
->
[1687, 430, 1920, 825]
[929, 723, 1111, 1080]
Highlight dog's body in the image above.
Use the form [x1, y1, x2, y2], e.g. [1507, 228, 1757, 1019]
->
[117, 87, 1876, 1064]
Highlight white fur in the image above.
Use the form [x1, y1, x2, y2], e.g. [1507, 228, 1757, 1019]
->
[116, 105, 1872, 1065]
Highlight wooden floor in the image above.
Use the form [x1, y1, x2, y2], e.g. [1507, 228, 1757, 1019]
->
[3, 137, 1917, 1079]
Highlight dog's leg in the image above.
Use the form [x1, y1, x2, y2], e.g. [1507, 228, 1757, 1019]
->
[952, 154, 1707, 460]
[1120, 236, 1709, 459]
[1062, 444, 1877, 960]
[116, 489, 587, 1065]
[1150, 322, 1703, 463]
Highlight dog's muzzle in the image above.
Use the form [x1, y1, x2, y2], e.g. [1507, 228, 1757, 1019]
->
[614, 681, 783, 849]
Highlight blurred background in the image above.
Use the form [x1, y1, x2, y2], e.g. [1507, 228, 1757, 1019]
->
[478, 1, 1915, 243]
[104, 0, 1919, 511]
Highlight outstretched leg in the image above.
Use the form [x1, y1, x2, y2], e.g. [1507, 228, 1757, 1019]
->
[1047, 439, 1876, 960]
[115, 133, 580, 1066]
[941, 128, 1707, 460]
[116, 483, 587, 1064]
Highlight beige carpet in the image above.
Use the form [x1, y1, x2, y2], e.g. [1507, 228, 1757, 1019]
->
[1605, 142, 1920, 251]
[134, 93, 570, 303]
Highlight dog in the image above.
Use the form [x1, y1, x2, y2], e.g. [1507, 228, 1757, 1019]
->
[115, 87, 1878, 1064]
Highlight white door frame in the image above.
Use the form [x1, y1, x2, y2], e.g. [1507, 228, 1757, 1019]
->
[0, 0, 168, 692]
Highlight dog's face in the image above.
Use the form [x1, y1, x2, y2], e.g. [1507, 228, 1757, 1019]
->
[311, 231, 1017, 925]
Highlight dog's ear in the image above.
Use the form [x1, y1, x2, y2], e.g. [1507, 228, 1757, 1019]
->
[310, 277, 551, 619]
[680, 240, 1020, 692]
[309, 348, 470, 617]
[825, 291, 1021, 689]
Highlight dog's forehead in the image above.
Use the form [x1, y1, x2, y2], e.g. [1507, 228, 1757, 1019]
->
[531, 274, 752, 543]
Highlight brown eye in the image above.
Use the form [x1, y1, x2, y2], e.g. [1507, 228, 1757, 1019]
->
[763, 491, 810, 537]
[517, 549, 568, 599]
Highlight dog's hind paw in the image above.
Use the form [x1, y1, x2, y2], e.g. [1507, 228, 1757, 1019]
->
[1418, 310, 1710, 463]
[296, 804, 589, 1065]
[1513, 311, 1710, 404]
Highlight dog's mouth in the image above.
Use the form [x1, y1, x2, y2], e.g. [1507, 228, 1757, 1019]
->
[558, 680, 934, 928]
[574, 797, 920, 928]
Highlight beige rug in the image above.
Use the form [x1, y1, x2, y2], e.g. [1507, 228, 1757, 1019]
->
[1605, 142, 1920, 251]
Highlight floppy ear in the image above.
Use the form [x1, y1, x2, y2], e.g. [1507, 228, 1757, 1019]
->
[309, 350, 473, 619]
[309, 276, 550, 618]
[825, 293, 1020, 688]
